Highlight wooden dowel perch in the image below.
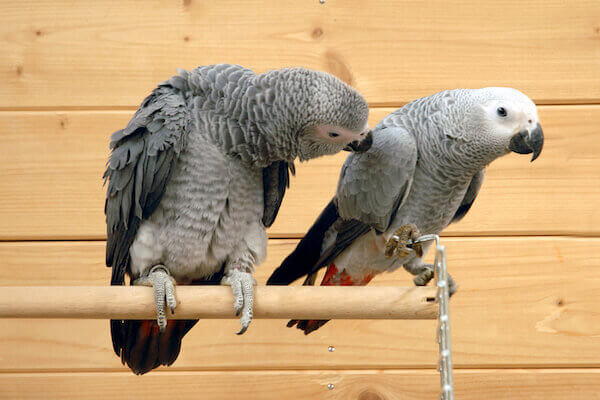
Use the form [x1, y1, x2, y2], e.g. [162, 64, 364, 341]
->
[0, 286, 437, 320]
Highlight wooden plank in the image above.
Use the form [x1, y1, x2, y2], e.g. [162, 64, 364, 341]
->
[1, 369, 599, 400]
[1, 1, 599, 108]
[1, 105, 599, 239]
[0, 237, 598, 371]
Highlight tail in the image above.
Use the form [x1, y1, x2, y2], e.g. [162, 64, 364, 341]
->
[288, 263, 374, 335]
[111, 319, 195, 375]
[267, 200, 338, 285]
[111, 269, 225, 375]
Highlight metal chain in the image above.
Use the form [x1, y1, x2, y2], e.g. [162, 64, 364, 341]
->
[410, 234, 454, 400]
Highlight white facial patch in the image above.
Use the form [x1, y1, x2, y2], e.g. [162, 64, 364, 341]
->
[313, 124, 365, 145]
[478, 88, 539, 141]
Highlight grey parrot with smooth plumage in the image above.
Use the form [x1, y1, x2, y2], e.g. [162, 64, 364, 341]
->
[267, 87, 544, 334]
[104, 64, 372, 374]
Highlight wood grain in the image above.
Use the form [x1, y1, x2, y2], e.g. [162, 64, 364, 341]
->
[1, 1, 599, 108]
[0, 286, 437, 320]
[1, 369, 599, 400]
[1, 0, 597, 393]
[1, 105, 599, 240]
[0, 237, 598, 371]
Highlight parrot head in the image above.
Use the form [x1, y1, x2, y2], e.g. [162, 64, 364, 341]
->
[473, 87, 544, 162]
[266, 68, 372, 161]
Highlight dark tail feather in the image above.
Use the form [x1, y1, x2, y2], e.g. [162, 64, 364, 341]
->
[287, 318, 330, 335]
[287, 264, 375, 335]
[114, 319, 189, 375]
[111, 265, 225, 375]
[111, 307, 198, 374]
[267, 200, 338, 285]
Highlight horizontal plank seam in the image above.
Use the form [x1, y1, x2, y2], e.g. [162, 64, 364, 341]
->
[0, 366, 599, 375]
[269, 233, 600, 239]
[0, 106, 139, 112]
[1, 101, 600, 112]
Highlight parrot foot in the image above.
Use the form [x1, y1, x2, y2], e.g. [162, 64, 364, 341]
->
[221, 266, 256, 335]
[447, 273, 459, 297]
[413, 267, 434, 286]
[404, 262, 435, 286]
[406, 262, 459, 296]
[385, 223, 423, 259]
[133, 265, 177, 332]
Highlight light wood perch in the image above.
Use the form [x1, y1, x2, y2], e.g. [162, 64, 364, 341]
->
[0, 286, 437, 320]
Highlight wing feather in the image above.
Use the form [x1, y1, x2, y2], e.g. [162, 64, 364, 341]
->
[336, 127, 418, 232]
[104, 83, 190, 285]
[261, 161, 295, 227]
[451, 169, 485, 223]
[267, 127, 418, 285]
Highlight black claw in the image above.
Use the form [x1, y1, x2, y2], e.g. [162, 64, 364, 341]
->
[236, 326, 248, 335]
[449, 285, 458, 297]
[170, 307, 175, 314]
[235, 310, 241, 317]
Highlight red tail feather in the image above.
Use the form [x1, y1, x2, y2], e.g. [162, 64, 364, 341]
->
[111, 276, 226, 374]
[115, 318, 193, 375]
[289, 263, 374, 334]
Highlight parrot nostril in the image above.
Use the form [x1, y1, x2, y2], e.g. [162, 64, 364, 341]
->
[528, 119, 532, 124]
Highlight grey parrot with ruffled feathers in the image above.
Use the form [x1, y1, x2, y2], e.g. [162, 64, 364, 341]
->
[104, 64, 372, 374]
[268, 87, 544, 334]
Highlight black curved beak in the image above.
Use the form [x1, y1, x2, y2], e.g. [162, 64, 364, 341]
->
[508, 123, 544, 162]
[344, 130, 373, 153]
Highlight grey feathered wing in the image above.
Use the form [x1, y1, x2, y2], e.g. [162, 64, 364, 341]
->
[451, 169, 485, 223]
[267, 127, 418, 285]
[262, 161, 296, 227]
[104, 82, 190, 367]
[104, 82, 189, 286]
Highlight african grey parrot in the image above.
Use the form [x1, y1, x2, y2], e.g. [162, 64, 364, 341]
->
[104, 64, 372, 374]
[267, 87, 544, 334]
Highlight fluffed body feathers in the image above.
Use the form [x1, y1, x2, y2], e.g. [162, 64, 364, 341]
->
[105, 64, 371, 373]
[268, 88, 544, 334]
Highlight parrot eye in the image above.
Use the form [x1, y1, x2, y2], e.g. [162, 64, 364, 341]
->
[328, 132, 340, 138]
[497, 107, 507, 117]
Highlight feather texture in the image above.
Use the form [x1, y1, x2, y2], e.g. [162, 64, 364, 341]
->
[262, 161, 295, 227]
[336, 127, 417, 232]
[452, 169, 485, 223]
[104, 83, 190, 286]
[269, 88, 541, 334]
[104, 64, 371, 372]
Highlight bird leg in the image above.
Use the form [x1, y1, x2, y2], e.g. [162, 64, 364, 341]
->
[221, 262, 257, 335]
[133, 265, 177, 332]
[385, 223, 424, 259]
[445, 273, 458, 296]
[403, 259, 458, 296]
[403, 260, 435, 287]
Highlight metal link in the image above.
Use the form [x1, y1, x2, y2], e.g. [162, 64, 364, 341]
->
[411, 234, 454, 400]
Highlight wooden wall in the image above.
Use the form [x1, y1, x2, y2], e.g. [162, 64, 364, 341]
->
[1, 1, 599, 398]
